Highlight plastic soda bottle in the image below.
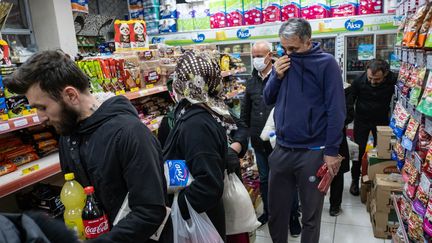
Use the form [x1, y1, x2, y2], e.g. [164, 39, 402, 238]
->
[60, 173, 86, 240]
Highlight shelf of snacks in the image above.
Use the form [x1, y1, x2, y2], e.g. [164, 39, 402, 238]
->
[0, 153, 60, 198]
[0, 113, 41, 135]
[221, 67, 247, 78]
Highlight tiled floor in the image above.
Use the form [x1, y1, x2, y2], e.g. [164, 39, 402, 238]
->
[255, 173, 392, 243]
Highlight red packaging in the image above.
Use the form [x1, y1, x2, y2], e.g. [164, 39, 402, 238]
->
[331, 1, 357, 17]
[301, 1, 330, 19]
[114, 20, 131, 51]
[130, 20, 148, 50]
[263, 1, 281, 23]
[82, 186, 109, 239]
[359, 0, 382, 15]
[281, 1, 300, 21]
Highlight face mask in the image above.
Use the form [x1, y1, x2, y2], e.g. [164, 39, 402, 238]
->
[253, 56, 269, 71]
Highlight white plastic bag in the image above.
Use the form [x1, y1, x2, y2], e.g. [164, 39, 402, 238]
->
[347, 137, 359, 160]
[171, 193, 224, 243]
[223, 171, 261, 235]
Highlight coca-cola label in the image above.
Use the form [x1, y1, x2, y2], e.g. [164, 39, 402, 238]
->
[83, 215, 109, 239]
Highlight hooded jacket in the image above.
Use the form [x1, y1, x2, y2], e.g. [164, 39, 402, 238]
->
[59, 96, 172, 243]
[163, 100, 227, 240]
[351, 71, 396, 123]
[263, 42, 346, 156]
[240, 68, 274, 154]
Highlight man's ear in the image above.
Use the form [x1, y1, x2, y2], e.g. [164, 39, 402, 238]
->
[62, 86, 80, 106]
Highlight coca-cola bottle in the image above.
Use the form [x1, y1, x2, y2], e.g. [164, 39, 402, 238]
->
[82, 186, 110, 239]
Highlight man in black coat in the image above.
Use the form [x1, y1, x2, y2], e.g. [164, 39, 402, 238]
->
[349, 59, 396, 196]
[4, 50, 172, 242]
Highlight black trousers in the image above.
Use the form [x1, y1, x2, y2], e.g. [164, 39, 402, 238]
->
[351, 119, 387, 182]
[329, 170, 344, 207]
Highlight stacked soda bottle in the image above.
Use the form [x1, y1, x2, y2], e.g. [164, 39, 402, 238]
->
[60, 173, 86, 240]
[82, 186, 110, 239]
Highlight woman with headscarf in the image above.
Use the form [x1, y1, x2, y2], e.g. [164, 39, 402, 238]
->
[163, 50, 236, 241]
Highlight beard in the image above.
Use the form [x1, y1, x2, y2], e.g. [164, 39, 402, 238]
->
[51, 102, 80, 136]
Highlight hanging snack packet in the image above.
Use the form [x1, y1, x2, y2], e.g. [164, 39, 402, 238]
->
[409, 67, 427, 106]
[114, 20, 132, 51]
[403, 5, 430, 46]
[408, 210, 426, 242]
[415, 6, 432, 47]
[417, 72, 432, 116]
[424, 190, 432, 237]
[402, 118, 420, 151]
[419, 124, 432, 151]
[413, 173, 432, 217]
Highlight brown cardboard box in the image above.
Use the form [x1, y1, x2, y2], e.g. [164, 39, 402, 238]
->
[369, 193, 399, 239]
[367, 160, 398, 182]
[371, 174, 403, 213]
[376, 126, 394, 159]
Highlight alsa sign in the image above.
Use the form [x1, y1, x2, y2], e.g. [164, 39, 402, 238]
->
[345, 19, 364, 31]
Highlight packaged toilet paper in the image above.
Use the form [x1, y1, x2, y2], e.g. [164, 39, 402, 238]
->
[160, 0, 177, 19]
[244, 0, 263, 25]
[359, 0, 383, 15]
[263, 0, 281, 23]
[301, 0, 330, 19]
[159, 19, 177, 33]
[210, 0, 226, 29]
[193, 1, 211, 29]
[177, 3, 195, 31]
[281, 0, 301, 21]
[226, 0, 244, 27]
[164, 160, 194, 193]
[331, 0, 358, 17]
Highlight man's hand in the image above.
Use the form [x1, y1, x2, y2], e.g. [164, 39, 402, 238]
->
[230, 142, 242, 155]
[324, 155, 343, 177]
[274, 55, 291, 80]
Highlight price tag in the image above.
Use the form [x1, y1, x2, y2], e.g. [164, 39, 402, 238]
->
[150, 119, 158, 125]
[413, 110, 422, 123]
[427, 54, 432, 70]
[14, 119, 28, 127]
[0, 114, 8, 121]
[417, 51, 425, 67]
[22, 164, 40, 175]
[408, 50, 415, 64]
[0, 123, 10, 131]
[402, 50, 408, 62]
[22, 110, 32, 116]
[139, 90, 147, 97]
[115, 90, 126, 96]
[425, 118, 432, 135]
[130, 87, 140, 92]
[32, 116, 40, 123]
[146, 84, 155, 89]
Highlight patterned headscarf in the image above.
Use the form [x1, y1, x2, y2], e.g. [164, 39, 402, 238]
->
[173, 50, 236, 130]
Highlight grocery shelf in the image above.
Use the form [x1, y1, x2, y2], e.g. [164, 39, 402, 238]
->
[142, 116, 164, 132]
[391, 194, 409, 242]
[221, 67, 247, 77]
[123, 85, 168, 100]
[0, 114, 42, 135]
[0, 153, 61, 198]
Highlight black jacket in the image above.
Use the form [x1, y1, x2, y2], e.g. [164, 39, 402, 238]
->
[59, 96, 172, 243]
[339, 86, 355, 173]
[240, 68, 274, 154]
[351, 71, 396, 124]
[163, 100, 227, 240]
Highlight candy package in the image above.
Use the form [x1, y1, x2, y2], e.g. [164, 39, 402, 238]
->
[417, 72, 432, 116]
[409, 67, 427, 106]
[424, 192, 432, 237]
[419, 124, 432, 151]
[424, 148, 432, 178]
[402, 159, 419, 187]
[401, 196, 412, 222]
[114, 20, 132, 51]
[413, 173, 432, 217]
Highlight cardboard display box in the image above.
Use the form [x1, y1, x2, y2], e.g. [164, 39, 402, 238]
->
[368, 160, 398, 183]
[370, 209, 399, 239]
[361, 179, 372, 204]
[376, 126, 395, 159]
[371, 174, 403, 213]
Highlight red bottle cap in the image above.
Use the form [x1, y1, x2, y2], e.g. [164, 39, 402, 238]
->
[84, 186, 95, 195]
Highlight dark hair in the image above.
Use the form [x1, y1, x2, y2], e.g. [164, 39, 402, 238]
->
[279, 18, 312, 41]
[4, 50, 89, 99]
[366, 59, 390, 74]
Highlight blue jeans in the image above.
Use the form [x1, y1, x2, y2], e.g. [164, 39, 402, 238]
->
[255, 151, 270, 216]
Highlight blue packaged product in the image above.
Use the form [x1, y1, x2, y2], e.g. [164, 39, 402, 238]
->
[164, 160, 194, 193]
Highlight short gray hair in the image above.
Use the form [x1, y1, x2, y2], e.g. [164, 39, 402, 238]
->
[252, 41, 272, 52]
[279, 18, 312, 41]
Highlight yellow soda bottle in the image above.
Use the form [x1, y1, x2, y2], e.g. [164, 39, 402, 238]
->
[60, 173, 86, 240]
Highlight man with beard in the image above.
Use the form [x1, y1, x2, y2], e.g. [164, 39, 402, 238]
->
[4, 50, 172, 243]
[349, 59, 396, 196]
